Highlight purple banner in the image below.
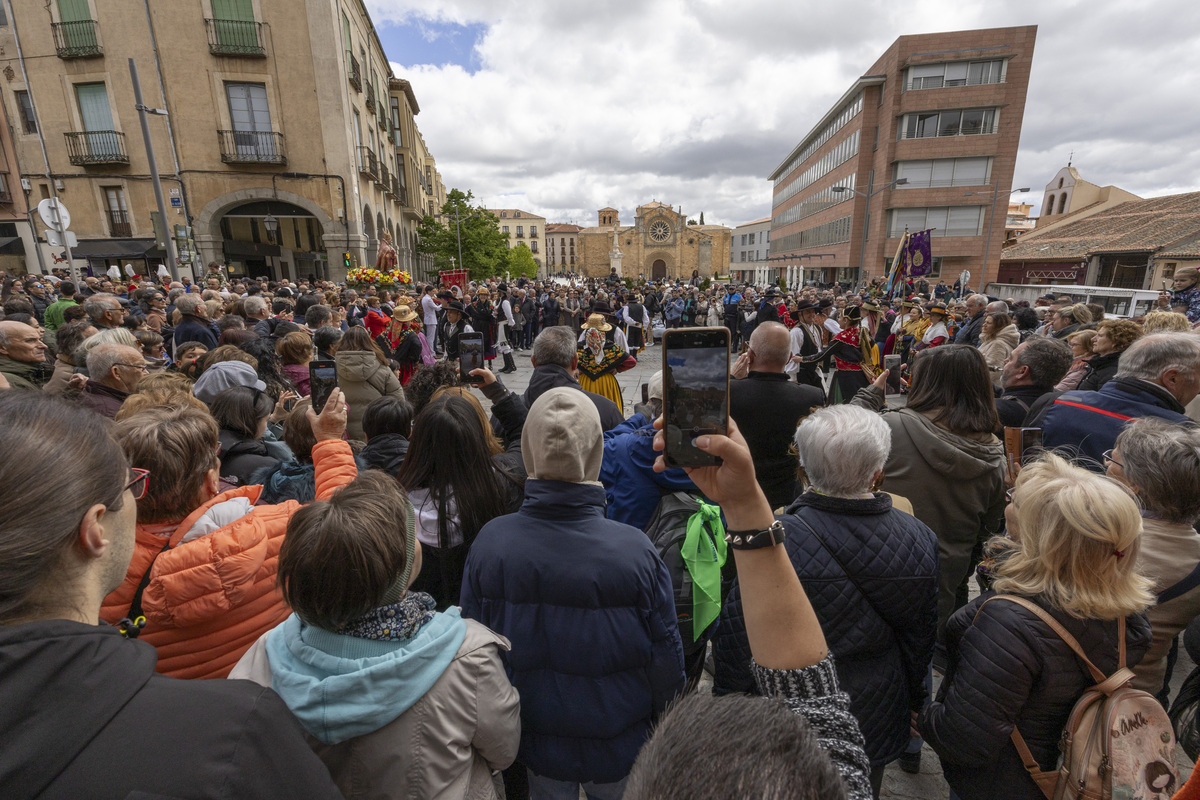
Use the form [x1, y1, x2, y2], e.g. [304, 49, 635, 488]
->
[907, 229, 933, 277]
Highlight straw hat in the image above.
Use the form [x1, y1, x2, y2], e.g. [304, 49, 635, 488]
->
[393, 305, 418, 323]
[582, 313, 612, 332]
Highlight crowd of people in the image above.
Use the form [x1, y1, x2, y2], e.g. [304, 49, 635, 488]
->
[3, 261, 1200, 800]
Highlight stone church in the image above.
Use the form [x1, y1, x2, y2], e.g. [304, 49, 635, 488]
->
[577, 202, 732, 280]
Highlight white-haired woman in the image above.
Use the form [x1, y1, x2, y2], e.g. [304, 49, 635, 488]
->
[714, 404, 939, 798]
[919, 454, 1154, 800]
[1107, 418, 1200, 701]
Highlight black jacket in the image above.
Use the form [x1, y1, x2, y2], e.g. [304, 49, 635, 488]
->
[0, 619, 339, 800]
[994, 384, 1054, 432]
[729, 371, 824, 509]
[359, 432, 410, 475]
[1076, 350, 1121, 392]
[218, 428, 280, 487]
[520, 363, 624, 431]
[920, 593, 1151, 800]
[714, 492, 938, 766]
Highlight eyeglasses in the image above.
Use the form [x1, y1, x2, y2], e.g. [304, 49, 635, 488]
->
[125, 468, 150, 501]
[1102, 449, 1123, 469]
[1005, 487, 1015, 503]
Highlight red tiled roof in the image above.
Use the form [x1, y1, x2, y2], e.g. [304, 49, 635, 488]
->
[1001, 191, 1200, 262]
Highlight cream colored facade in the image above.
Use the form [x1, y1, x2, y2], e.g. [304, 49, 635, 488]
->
[487, 208, 545, 268]
[1034, 166, 1141, 235]
[578, 202, 732, 281]
[0, 0, 444, 281]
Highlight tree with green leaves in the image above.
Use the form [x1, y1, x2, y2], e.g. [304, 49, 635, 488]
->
[507, 243, 539, 280]
[416, 189, 511, 281]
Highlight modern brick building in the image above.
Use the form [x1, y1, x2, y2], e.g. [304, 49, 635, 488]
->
[768, 25, 1037, 289]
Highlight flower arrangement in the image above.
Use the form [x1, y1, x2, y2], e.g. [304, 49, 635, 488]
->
[346, 267, 411, 286]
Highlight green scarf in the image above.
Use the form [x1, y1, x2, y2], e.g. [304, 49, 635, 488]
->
[681, 502, 727, 640]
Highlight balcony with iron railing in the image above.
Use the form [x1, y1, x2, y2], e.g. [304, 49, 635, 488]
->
[379, 163, 389, 189]
[398, 184, 410, 208]
[108, 210, 131, 237]
[365, 83, 376, 113]
[346, 51, 361, 91]
[357, 146, 378, 180]
[0, 175, 12, 205]
[391, 175, 401, 199]
[217, 129, 287, 164]
[378, 102, 388, 121]
[65, 130, 128, 165]
[52, 19, 102, 59]
[205, 18, 266, 57]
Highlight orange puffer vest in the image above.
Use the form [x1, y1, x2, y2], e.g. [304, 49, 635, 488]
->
[100, 440, 357, 679]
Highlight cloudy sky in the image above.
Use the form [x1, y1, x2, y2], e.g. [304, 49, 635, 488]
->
[368, 0, 1200, 228]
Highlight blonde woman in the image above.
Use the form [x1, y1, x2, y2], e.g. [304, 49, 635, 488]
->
[1141, 310, 1191, 334]
[918, 454, 1153, 800]
[1055, 329, 1095, 392]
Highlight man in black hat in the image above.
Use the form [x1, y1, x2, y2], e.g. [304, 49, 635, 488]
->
[788, 299, 824, 390]
[442, 300, 473, 361]
[757, 287, 781, 326]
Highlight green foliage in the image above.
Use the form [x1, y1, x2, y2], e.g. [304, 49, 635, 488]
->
[686, 218, 697, 226]
[416, 189, 512, 281]
[700, 277, 711, 291]
[507, 243, 539, 280]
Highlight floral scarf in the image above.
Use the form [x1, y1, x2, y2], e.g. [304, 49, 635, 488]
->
[584, 327, 606, 366]
[335, 591, 437, 641]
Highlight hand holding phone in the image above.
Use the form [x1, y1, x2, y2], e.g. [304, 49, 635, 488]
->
[309, 360, 338, 413]
[459, 333, 485, 384]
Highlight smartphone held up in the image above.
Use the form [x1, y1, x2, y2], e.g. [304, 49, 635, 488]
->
[663, 327, 730, 468]
[309, 360, 338, 414]
[459, 332, 485, 384]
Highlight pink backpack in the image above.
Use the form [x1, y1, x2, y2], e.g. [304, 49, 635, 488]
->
[977, 596, 1178, 800]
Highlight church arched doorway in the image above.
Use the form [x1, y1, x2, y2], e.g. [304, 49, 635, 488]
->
[652, 259, 666, 280]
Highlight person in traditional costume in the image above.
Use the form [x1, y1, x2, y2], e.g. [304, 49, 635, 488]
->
[465, 288, 498, 366]
[804, 305, 879, 405]
[909, 303, 951, 359]
[576, 314, 637, 411]
[442, 300, 473, 362]
[376, 305, 425, 385]
[577, 301, 629, 352]
[622, 293, 650, 354]
[787, 299, 825, 391]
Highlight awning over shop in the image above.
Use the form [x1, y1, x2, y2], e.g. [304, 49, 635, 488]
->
[0, 236, 24, 255]
[222, 239, 280, 258]
[70, 239, 163, 260]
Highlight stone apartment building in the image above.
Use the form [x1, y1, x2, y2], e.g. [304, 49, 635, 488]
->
[544, 222, 582, 276]
[487, 208, 545, 270]
[0, 0, 444, 281]
[768, 25, 1037, 288]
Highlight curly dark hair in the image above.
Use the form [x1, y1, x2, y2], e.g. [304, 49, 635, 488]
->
[404, 360, 462, 415]
[239, 336, 292, 400]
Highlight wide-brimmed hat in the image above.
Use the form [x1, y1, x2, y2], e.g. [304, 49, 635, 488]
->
[446, 300, 466, 313]
[928, 303, 949, 316]
[861, 300, 880, 312]
[392, 305, 418, 323]
[590, 301, 615, 317]
[582, 313, 612, 332]
[817, 299, 834, 312]
[795, 299, 818, 312]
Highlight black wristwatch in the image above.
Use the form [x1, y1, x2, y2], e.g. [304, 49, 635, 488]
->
[725, 521, 786, 550]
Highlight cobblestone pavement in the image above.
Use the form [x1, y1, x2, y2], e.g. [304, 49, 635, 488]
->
[477, 330, 1197, 797]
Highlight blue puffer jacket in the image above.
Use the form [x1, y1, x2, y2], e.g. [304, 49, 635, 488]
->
[1041, 377, 1191, 470]
[599, 413, 697, 530]
[460, 478, 685, 783]
[712, 491, 938, 767]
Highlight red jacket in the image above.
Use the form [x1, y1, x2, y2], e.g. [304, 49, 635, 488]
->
[100, 439, 357, 679]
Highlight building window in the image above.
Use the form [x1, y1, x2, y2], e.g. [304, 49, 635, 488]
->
[103, 186, 130, 237]
[887, 206, 984, 238]
[773, 129, 861, 208]
[1058, 178, 1064, 189]
[1058, 194, 1067, 214]
[569, 255, 575, 265]
[514, 211, 521, 218]
[740, 252, 746, 262]
[225, 82, 276, 158]
[15, 90, 36, 133]
[531, 241, 538, 253]
[772, 173, 857, 228]
[894, 157, 992, 189]
[906, 59, 1005, 90]
[502, 225, 508, 233]
[530, 225, 537, 237]
[748, 233, 755, 245]
[741, 234, 746, 245]
[774, 91, 864, 181]
[1044, 200, 1052, 216]
[900, 108, 997, 139]
[516, 226, 523, 236]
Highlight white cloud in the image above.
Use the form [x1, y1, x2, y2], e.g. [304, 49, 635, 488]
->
[369, 0, 1200, 224]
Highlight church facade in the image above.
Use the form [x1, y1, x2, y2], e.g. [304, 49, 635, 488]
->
[577, 202, 732, 280]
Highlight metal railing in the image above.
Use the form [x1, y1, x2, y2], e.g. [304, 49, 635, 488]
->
[365, 83, 376, 112]
[0, 175, 12, 205]
[398, 184, 409, 207]
[357, 146, 378, 179]
[217, 129, 287, 164]
[346, 51, 361, 91]
[52, 19, 102, 59]
[206, 18, 266, 57]
[379, 163, 389, 189]
[899, 123, 1000, 140]
[378, 101, 388, 121]
[64, 130, 128, 165]
[108, 210, 131, 237]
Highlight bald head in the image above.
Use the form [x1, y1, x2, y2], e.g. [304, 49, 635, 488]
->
[749, 322, 791, 372]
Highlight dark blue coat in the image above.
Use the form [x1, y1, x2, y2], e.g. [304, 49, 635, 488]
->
[172, 315, 218, 350]
[712, 491, 938, 767]
[1041, 377, 1191, 470]
[920, 593, 1151, 800]
[459, 479, 685, 783]
[598, 413, 696, 531]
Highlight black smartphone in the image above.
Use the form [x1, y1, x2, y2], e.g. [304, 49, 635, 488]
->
[309, 360, 338, 413]
[282, 396, 299, 413]
[663, 327, 730, 468]
[884, 355, 902, 395]
[460, 332, 485, 384]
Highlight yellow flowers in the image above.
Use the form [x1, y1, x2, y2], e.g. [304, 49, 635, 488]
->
[346, 268, 411, 285]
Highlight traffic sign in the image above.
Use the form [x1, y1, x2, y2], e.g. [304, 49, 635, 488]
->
[44, 229, 78, 247]
[37, 198, 71, 231]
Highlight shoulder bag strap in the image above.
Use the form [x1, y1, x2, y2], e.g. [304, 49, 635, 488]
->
[118, 538, 174, 639]
[1158, 561, 1200, 606]
[980, 595, 1108, 682]
[793, 512, 887, 625]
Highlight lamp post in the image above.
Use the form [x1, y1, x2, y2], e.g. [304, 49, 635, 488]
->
[831, 177, 907, 288]
[964, 186, 1030, 288]
[262, 213, 278, 241]
[445, 207, 480, 276]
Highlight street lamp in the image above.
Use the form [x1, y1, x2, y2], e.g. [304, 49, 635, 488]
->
[262, 213, 278, 242]
[964, 186, 1030, 288]
[831, 177, 907, 287]
[445, 207, 480, 275]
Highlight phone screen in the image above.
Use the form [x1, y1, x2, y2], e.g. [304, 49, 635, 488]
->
[309, 361, 338, 413]
[664, 328, 730, 468]
[884, 355, 902, 395]
[460, 334, 484, 383]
